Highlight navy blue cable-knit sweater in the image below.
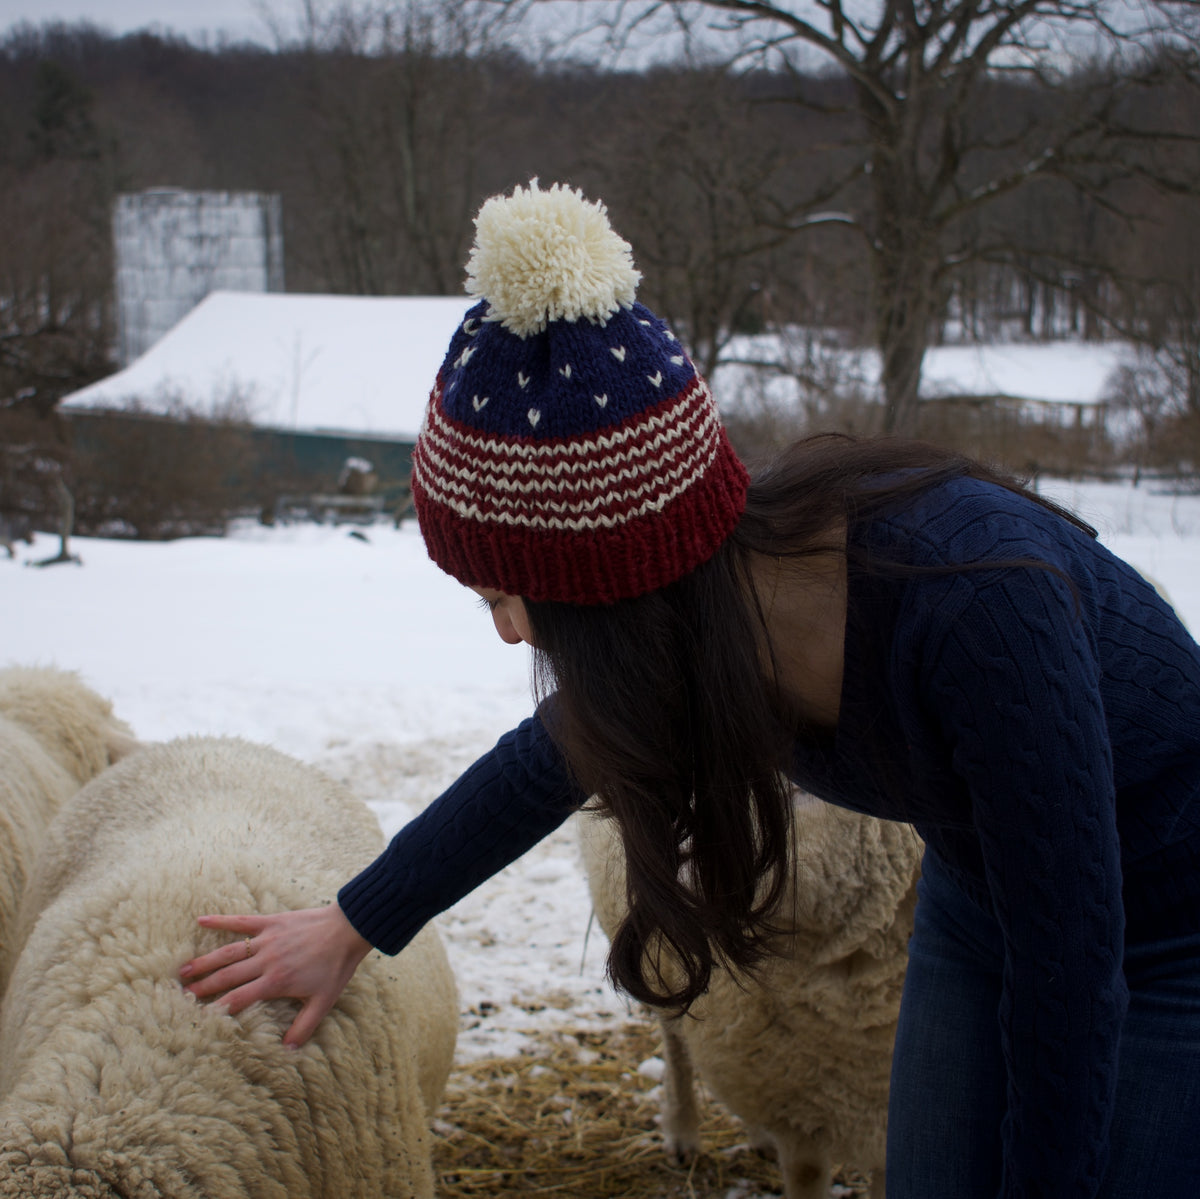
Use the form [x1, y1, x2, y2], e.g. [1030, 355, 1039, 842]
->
[338, 474, 1200, 1198]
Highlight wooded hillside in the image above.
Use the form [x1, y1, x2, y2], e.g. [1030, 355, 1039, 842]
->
[2, 3, 1199, 536]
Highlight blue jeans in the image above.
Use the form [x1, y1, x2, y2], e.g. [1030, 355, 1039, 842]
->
[886, 851, 1200, 1198]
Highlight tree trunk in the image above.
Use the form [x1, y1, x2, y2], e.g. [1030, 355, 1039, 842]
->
[32, 477, 80, 567]
[871, 177, 939, 434]
[878, 306, 933, 434]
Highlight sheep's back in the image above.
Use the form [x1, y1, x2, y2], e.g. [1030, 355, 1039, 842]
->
[0, 736, 457, 1199]
[575, 795, 922, 1162]
[0, 719, 78, 995]
[679, 926, 906, 1162]
[0, 668, 136, 788]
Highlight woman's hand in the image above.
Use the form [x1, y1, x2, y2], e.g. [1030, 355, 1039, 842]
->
[178, 904, 373, 1048]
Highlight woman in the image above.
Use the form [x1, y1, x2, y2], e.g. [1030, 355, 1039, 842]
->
[179, 181, 1200, 1197]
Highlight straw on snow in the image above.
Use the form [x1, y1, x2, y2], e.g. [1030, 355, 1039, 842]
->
[431, 1023, 871, 1198]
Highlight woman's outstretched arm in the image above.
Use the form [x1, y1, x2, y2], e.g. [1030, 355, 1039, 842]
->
[179, 707, 584, 1047]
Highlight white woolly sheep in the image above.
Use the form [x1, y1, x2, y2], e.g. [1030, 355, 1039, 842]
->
[577, 790, 922, 1199]
[0, 666, 138, 991]
[0, 666, 139, 790]
[0, 735, 458, 1199]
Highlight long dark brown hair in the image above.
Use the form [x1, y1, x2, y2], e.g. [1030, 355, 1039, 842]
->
[525, 434, 1094, 1010]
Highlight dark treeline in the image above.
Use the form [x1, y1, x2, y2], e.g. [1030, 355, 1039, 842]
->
[1, 12, 1199, 520]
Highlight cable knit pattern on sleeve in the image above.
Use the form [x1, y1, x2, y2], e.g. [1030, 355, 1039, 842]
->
[790, 474, 1200, 1199]
[922, 558, 1126, 1196]
[337, 708, 584, 955]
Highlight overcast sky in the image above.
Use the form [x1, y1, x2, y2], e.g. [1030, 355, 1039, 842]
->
[0, 1, 639, 61]
[0, 1, 700, 67]
[0, 0, 281, 44]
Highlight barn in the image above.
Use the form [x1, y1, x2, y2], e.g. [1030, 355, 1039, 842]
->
[59, 291, 474, 534]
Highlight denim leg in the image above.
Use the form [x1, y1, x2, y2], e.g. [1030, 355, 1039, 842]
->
[887, 854, 1200, 1199]
[1099, 929, 1200, 1198]
[886, 855, 1007, 1199]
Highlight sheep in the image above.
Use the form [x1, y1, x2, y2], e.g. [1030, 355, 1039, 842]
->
[0, 666, 139, 790]
[0, 666, 138, 991]
[0, 735, 458, 1199]
[577, 789, 922, 1199]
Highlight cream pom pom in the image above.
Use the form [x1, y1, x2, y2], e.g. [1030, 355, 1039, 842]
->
[466, 179, 642, 338]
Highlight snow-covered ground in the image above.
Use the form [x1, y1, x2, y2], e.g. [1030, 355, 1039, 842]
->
[3, 514, 621, 1062]
[5, 475, 1200, 1066]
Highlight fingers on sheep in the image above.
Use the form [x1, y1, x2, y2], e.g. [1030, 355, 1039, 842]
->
[0, 736, 458, 1199]
[0, 666, 138, 994]
[577, 791, 922, 1199]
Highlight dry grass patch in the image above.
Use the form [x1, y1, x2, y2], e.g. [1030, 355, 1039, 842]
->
[433, 1022, 870, 1198]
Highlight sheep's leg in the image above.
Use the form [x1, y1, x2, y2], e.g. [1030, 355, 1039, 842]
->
[658, 1016, 702, 1163]
[866, 1163, 886, 1199]
[775, 1137, 832, 1199]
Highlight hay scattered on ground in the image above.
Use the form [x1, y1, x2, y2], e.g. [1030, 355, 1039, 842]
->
[433, 1022, 871, 1198]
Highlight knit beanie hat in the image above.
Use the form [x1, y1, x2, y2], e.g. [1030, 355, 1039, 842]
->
[411, 179, 749, 605]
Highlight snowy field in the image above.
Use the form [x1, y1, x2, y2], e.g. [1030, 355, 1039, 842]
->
[5, 475, 1200, 1066]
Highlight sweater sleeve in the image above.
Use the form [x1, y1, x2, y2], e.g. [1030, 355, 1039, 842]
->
[925, 565, 1128, 1199]
[337, 706, 586, 954]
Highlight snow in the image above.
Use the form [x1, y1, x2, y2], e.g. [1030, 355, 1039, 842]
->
[6, 474, 1200, 1068]
[919, 340, 1130, 405]
[62, 291, 1134, 452]
[715, 332, 1133, 408]
[3, 517, 626, 1062]
[62, 291, 475, 438]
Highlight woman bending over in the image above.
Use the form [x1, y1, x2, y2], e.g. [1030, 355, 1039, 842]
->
[180, 180, 1200, 1199]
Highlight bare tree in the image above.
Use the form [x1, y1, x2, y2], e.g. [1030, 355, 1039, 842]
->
[0, 50, 116, 412]
[288, 0, 528, 295]
[508, 0, 1200, 433]
[576, 66, 802, 378]
[0, 39, 117, 545]
[1120, 190, 1200, 416]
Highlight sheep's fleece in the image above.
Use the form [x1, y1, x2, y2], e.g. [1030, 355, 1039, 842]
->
[577, 793, 922, 1199]
[0, 666, 138, 790]
[0, 666, 137, 993]
[0, 736, 458, 1199]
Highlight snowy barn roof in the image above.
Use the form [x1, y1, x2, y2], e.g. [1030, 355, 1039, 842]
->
[66, 292, 1136, 442]
[918, 341, 1130, 406]
[63, 291, 475, 439]
[712, 333, 1133, 412]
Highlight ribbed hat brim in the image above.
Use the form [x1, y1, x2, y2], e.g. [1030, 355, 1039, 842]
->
[414, 425, 748, 604]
